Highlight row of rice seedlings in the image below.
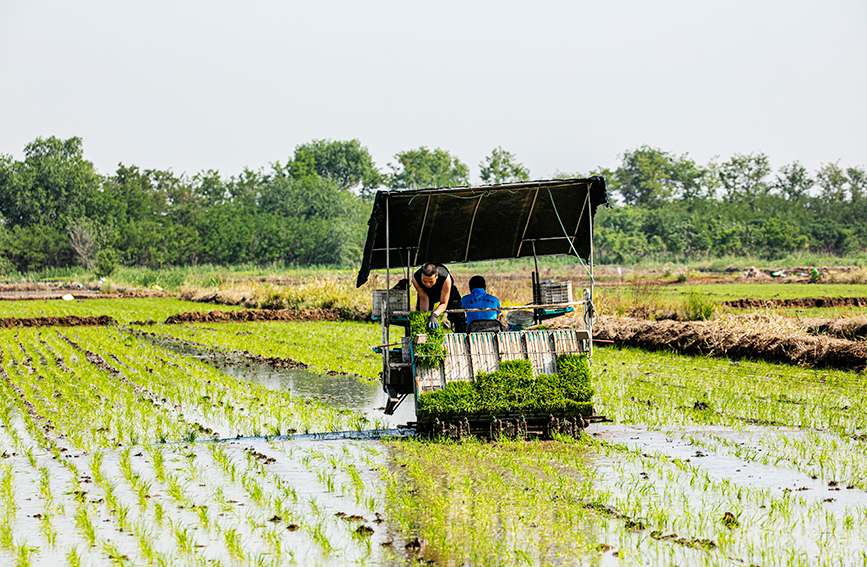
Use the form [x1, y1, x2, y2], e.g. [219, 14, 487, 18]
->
[386, 429, 867, 566]
[582, 346, 867, 563]
[674, 428, 867, 491]
[0, 327, 388, 565]
[591, 346, 867, 490]
[581, 433, 867, 565]
[593, 346, 866, 435]
[73, 326, 376, 438]
[385, 437, 610, 565]
[11, 330, 190, 450]
[149, 319, 382, 379]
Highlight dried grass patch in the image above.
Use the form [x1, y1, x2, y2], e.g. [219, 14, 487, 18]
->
[592, 315, 867, 371]
[802, 315, 867, 341]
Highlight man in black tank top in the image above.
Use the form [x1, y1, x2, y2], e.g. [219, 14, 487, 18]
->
[411, 263, 467, 333]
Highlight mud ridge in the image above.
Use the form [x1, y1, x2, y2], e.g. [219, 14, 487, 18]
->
[724, 297, 867, 309]
[593, 316, 867, 371]
[164, 308, 342, 325]
[0, 315, 117, 328]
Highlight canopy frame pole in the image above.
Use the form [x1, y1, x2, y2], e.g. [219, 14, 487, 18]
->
[382, 195, 390, 386]
[413, 195, 431, 266]
[463, 195, 483, 262]
[515, 188, 540, 258]
[531, 240, 541, 325]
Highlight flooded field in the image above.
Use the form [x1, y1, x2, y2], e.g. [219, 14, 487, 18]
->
[1, 298, 866, 565]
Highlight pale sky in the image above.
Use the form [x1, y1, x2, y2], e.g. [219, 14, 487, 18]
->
[1, 1, 865, 183]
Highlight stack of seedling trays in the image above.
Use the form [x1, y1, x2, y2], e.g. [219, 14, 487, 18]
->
[414, 356, 600, 440]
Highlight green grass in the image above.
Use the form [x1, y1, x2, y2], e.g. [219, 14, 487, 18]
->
[150, 320, 382, 378]
[0, 263, 361, 290]
[613, 282, 867, 304]
[0, 297, 246, 324]
[597, 282, 867, 318]
[730, 305, 867, 318]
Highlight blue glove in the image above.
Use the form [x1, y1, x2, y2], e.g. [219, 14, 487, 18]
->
[427, 313, 440, 330]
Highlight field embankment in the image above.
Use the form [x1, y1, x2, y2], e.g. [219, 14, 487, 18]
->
[724, 296, 867, 309]
[0, 314, 116, 328]
[163, 308, 345, 324]
[592, 315, 867, 371]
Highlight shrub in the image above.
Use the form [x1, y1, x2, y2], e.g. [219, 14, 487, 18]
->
[95, 249, 118, 279]
[683, 289, 715, 321]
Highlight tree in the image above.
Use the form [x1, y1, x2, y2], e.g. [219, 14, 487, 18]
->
[68, 219, 97, 269]
[287, 139, 381, 199]
[479, 147, 530, 184]
[848, 166, 866, 204]
[717, 152, 771, 209]
[387, 147, 469, 190]
[615, 146, 703, 207]
[192, 169, 226, 206]
[774, 161, 813, 203]
[0, 136, 101, 227]
[816, 162, 847, 201]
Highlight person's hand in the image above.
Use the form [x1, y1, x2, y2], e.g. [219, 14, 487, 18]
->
[427, 313, 440, 330]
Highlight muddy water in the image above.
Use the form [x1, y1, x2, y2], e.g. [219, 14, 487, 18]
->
[146, 334, 417, 431]
[588, 423, 867, 508]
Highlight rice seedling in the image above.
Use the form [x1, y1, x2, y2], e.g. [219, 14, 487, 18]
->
[223, 528, 245, 561]
[73, 506, 97, 548]
[65, 547, 82, 567]
[0, 522, 13, 551]
[40, 512, 58, 547]
[170, 519, 195, 554]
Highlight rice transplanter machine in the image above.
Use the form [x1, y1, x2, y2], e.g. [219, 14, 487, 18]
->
[355, 178, 610, 437]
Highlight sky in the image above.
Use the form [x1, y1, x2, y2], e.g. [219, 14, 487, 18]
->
[1, 1, 865, 183]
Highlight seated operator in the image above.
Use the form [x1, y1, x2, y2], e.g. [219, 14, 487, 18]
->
[461, 275, 502, 333]
[411, 263, 467, 332]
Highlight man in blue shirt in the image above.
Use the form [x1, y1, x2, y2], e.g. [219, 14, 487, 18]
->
[461, 275, 502, 332]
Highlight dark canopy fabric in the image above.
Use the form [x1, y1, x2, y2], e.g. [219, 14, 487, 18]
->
[356, 178, 609, 287]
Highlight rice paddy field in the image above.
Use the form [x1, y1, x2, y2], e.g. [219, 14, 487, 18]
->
[1, 290, 866, 566]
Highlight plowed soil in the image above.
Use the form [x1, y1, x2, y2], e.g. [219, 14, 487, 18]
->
[0, 315, 117, 328]
[592, 316, 867, 371]
[163, 308, 342, 325]
[724, 297, 867, 309]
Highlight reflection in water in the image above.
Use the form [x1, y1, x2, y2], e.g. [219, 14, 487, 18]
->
[148, 334, 416, 429]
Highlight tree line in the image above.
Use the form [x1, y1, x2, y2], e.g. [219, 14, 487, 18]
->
[0, 136, 863, 273]
[580, 146, 866, 264]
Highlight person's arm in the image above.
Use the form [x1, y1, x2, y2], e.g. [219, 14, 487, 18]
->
[411, 276, 430, 312]
[434, 276, 452, 317]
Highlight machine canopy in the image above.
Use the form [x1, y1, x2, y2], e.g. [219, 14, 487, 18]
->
[356, 178, 609, 287]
